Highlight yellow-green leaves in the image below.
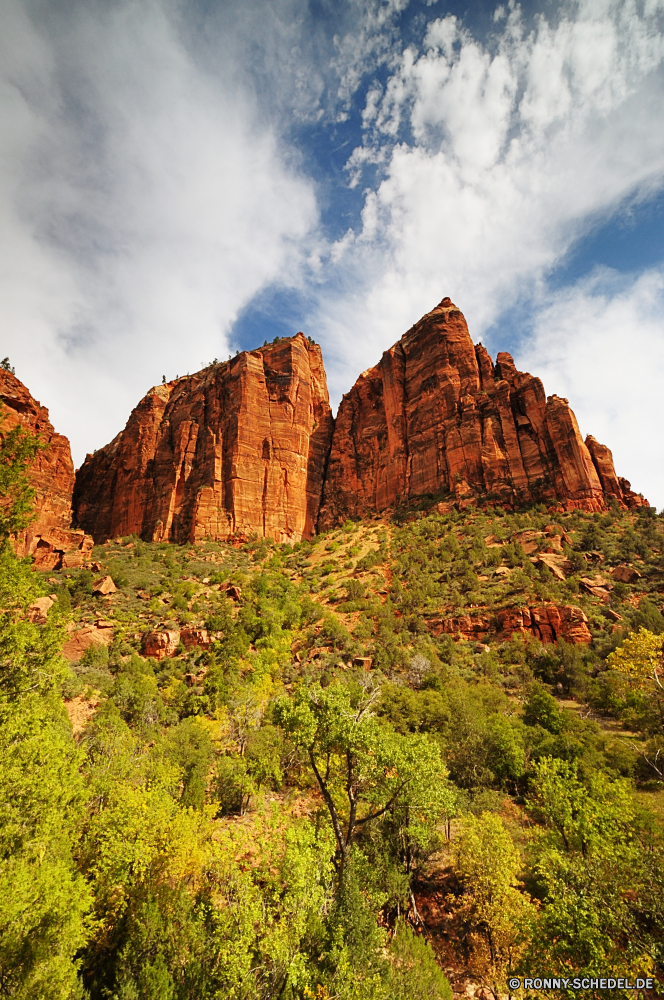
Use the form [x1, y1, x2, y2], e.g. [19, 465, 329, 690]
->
[607, 627, 663, 693]
[451, 812, 532, 991]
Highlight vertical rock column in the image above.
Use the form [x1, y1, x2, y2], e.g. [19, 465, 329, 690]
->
[73, 335, 334, 544]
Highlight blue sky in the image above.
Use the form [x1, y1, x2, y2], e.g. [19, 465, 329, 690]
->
[1, 0, 664, 506]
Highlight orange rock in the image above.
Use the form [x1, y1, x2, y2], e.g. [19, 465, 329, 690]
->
[73, 335, 334, 545]
[352, 656, 373, 670]
[494, 603, 591, 644]
[93, 575, 117, 595]
[611, 564, 642, 584]
[142, 629, 180, 659]
[180, 627, 212, 650]
[318, 297, 646, 527]
[63, 621, 114, 661]
[27, 595, 56, 623]
[0, 369, 93, 568]
[533, 552, 568, 580]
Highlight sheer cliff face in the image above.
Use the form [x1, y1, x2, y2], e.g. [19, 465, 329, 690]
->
[318, 298, 643, 528]
[0, 370, 91, 568]
[73, 334, 334, 544]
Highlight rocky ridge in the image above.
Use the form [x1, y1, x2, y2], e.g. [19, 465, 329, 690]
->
[4, 298, 648, 558]
[318, 298, 645, 528]
[0, 369, 92, 569]
[73, 334, 334, 545]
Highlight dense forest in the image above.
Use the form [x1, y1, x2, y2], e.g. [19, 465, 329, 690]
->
[2, 412, 664, 999]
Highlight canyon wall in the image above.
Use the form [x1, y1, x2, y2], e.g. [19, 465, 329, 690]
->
[5, 296, 645, 556]
[0, 369, 91, 568]
[318, 298, 645, 528]
[73, 334, 334, 545]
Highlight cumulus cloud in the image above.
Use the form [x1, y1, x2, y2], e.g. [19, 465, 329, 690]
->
[316, 1, 664, 414]
[0, 0, 317, 463]
[518, 267, 664, 510]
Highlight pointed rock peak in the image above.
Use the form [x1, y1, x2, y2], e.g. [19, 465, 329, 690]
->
[435, 296, 456, 310]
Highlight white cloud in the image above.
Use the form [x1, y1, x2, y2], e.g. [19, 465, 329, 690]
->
[518, 267, 664, 510]
[0, 0, 317, 464]
[317, 0, 664, 455]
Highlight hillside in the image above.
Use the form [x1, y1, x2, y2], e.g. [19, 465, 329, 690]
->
[1, 295, 662, 998]
[10, 494, 661, 998]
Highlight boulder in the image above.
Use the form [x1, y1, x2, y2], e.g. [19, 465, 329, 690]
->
[352, 656, 373, 670]
[533, 553, 568, 581]
[180, 627, 212, 650]
[611, 564, 642, 584]
[141, 629, 180, 659]
[27, 595, 56, 623]
[62, 620, 114, 661]
[93, 575, 117, 595]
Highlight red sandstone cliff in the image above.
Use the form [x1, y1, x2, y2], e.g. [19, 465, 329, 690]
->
[73, 334, 334, 545]
[0, 369, 92, 569]
[318, 298, 645, 528]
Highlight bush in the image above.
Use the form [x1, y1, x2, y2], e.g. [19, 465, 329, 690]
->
[388, 920, 453, 1000]
[212, 755, 255, 815]
[523, 683, 563, 733]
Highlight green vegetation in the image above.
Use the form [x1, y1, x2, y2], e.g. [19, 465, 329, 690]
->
[2, 433, 664, 997]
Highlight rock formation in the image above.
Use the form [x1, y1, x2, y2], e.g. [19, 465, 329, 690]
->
[428, 603, 592, 645]
[73, 334, 334, 545]
[0, 369, 92, 569]
[319, 298, 646, 527]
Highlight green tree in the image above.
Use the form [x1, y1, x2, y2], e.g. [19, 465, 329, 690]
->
[523, 757, 662, 990]
[0, 544, 90, 997]
[0, 403, 42, 544]
[163, 716, 214, 810]
[387, 921, 453, 1000]
[274, 681, 453, 878]
[451, 813, 532, 997]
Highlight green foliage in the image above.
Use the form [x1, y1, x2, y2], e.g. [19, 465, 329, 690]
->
[275, 681, 454, 880]
[451, 812, 532, 991]
[523, 682, 564, 733]
[163, 717, 214, 809]
[2, 500, 663, 996]
[522, 757, 663, 985]
[0, 403, 42, 542]
[387, 921, 452, 1000]
[0, 549, 90, 997]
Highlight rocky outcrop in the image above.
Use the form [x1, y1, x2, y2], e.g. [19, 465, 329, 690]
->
[318, 298, 645, 527]
[141, 627, 214, 660]
[62, 620, 114, 661]
[428, 603, 592, 645]
[0, 369, 92, 569]
[495, 604, 592, 644]
[73, 335, 334, 545]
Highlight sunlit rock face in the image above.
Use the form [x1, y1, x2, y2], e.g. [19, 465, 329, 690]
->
[73, 334, 334, 545]
[0, 368, 91, 569]
[72, 297, 646, 546]
[318, 297, 644, 528]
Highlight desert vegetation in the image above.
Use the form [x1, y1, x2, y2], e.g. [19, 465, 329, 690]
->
[1, 421, 664, 999]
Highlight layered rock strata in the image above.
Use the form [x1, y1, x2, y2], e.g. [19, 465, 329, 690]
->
[0, 369, 92, 569]
[73, 335, 334, 545]
[428, 603, 592, 645]
[318, 298, 645, 528]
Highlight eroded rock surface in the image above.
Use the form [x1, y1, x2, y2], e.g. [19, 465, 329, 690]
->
[428, 603, 591, 645]
[74, 335, 334, 545]
[319, 298, 646, 527]
[0, 369, 92, 569]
